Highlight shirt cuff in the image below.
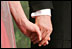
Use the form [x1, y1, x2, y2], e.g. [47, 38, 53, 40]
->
[31, 9, 51, 18]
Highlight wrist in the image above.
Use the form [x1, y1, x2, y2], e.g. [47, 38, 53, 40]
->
[16, 15, 29, 26]
[35, 15, 51, 23]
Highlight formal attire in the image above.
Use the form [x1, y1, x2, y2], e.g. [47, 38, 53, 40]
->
[1, 1, 16, 48]
[29, 1, 71, 48]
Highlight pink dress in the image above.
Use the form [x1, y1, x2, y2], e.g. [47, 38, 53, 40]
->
[1, 1, 16, 48]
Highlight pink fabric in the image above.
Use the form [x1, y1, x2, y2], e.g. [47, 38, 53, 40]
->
[1, 19, 11, 48]
[1, 1, 16, 48]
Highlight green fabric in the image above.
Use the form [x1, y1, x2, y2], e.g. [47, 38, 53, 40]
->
[13, 1, 31, 48]
[20, 1, 29, 19]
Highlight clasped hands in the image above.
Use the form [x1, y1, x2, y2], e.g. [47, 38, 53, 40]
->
[17, 15, 53, 47]
[8, 1, 53, 47]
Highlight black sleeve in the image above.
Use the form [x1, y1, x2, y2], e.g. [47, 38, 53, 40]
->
[29, 1, 53, 12]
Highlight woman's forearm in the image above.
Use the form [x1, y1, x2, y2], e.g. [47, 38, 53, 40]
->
[8, 1, 28, 25]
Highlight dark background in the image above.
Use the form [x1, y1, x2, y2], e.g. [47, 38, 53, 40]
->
[50, 1, 71, 48]
[30, 1, 71, 48]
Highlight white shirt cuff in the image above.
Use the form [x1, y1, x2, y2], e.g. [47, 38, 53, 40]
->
[31, 9, 51, 18]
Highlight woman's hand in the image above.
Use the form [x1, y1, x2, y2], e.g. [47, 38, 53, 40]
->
[8, 1, 42, 43]
[16, 18, 42, 43]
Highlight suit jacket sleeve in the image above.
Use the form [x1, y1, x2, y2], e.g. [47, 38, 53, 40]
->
[29, 1, 53, 12]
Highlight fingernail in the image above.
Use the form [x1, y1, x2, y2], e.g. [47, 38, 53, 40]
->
[40, 37, 41, 41]
[40, 38, 41, 40]
[47, 41, 49, 45]
[47, 41, 48, 44]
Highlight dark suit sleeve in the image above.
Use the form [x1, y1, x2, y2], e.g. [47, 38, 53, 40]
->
[29, 1, 53, 12]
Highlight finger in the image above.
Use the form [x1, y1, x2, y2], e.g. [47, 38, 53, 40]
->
[41, 35, 50, 46]
[33, 32, 46, 44]
[48, 37, 51, 41]
[43, 41, 48, 46]
[44, 30, 51, 41]
[35, 25, 42, 41]
[33, 37, 40, 44]
[38, 31, 49, 46]
[33, 28, 46, 44]
[38, 39, 47, 47]
[42, 30, 47, 39]
[31, 36, 37, 42]
[30, 33, 36, 40]
[46, 41, 49, 45]
[38, 35, 51, 47]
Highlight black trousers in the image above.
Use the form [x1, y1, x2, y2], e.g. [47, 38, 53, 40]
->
[29, 1, 71, 48]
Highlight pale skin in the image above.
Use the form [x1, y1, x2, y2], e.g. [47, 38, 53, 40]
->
[8, 1, 42, 42]
[31, 15, 53, 46]
[35, 15, 53, 46]
[8, 1, 53, 47]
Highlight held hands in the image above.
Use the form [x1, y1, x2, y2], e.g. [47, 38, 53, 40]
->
[16, 15, 53, 47]
[9, 1, 52, 47]
[16, 18, 42, 43]
[17, 15, 53, 47]
[34, 15, 53, 46]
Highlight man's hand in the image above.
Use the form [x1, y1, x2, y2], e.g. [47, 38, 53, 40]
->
[34, 15, 53, 46]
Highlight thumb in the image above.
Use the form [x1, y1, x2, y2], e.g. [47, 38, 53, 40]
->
[35, 25, 42, 41]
